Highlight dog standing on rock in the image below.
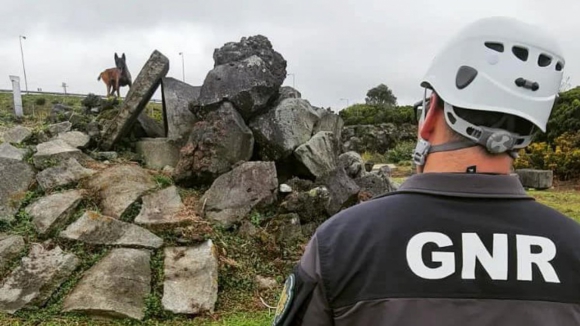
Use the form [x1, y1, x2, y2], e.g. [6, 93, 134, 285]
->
[98, 53, 132, 97]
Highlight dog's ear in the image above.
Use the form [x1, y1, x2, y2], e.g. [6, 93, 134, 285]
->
[115, 53, 119, 60]
[122, 53, 126, 61]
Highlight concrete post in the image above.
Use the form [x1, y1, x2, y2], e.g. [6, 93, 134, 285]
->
[9, 75, 23, 117]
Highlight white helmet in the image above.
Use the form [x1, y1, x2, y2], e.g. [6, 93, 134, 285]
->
[413, 16, 566, 166]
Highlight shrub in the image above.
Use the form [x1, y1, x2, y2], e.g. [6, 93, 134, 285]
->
[339, 104, 415, 126]
[387, 140, 415, 163]
[34, 97, 46, 106]
[514, 131, 580, 180]
[81, 93, 102, 109]
[361, 151, 388, 164]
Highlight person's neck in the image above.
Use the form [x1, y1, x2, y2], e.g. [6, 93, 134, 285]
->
[421, 149, 513, 174]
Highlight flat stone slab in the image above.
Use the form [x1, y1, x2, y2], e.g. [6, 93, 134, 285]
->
[0, 244, 79, 314]
[59, 211, 163, 248]
[25, 190, 84, 236]
[0, 143, 27, 161]
[2, 126, 32, 144]
[134, 186, 188, 226]
[85, 164, 156, 219]
[47, 122, 72, 136]
[516, 169, 554, 190]
[100, 50, 170, 150]
[56, 131, 91, 149]
[0, 157, 36, 223]
[162, 241, 219, 314]
[0, 234, 25, 273]
[36, 158, 96, 191]
[62, 248, 151, 321]
[161, 77, 200, 140]
[135, 138, 180, 170]
[32, 139, 88, 170]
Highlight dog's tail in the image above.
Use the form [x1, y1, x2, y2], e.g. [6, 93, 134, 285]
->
[97, 74, 101, 81]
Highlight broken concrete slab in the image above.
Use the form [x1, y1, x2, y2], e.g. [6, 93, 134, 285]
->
[25, 190, 84, 236]
[0, 244, 79, 314]
[0, 157, 35, 223]
[36, 158, 96, 191]
[100, 50, 170, 150]
[2, 126, 32, 144]
[0, 143, 27, 161]
[135, 138, 180, 170]
[62, 248, 151, 321]
[56, 131, 91, 149]
[59, 211, 163, 248]
[0, 234, 25, 273]
[32, 139, 89, 170]
[161, 77, 201, 140]
[162, 241, 219, 314]
[134, 186, 188, 226]
[85, 164, 156, 219]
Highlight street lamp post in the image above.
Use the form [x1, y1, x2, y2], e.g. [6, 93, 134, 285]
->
[340, 98, 350, 107]
[179, 52, 185, 82]
[287, 73, 295, 89]
[19, 35, 28, 93]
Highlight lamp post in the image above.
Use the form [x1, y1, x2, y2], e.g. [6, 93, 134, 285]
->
[179, 52, 185, 82]
[340, 98, 350, 107]
[19, 35, 28, 93]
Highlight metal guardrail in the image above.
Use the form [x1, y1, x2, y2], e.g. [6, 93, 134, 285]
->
[0, 89, 162, 103]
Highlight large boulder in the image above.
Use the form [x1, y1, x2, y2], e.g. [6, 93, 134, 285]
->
[0, 243, 79, 314]
[0, 157, 35, 223]
[161, 77, 201, 141]
[355, 172, 397, 201]
[173, 101, 254, 186]
[339, 151, 366, 179]
[202, 161, 278, 227]
[313, 109, 344, 150]
[516, 169, 553, 190]
[316, 168, 360, 216]
[62, 248, 151, 321]
[294, 131, 339, 178]
[162, 241, 219, 315]
[134, 112, 165, 138]
[100, 50, 170, 150]
[249, 98, 320, 161]
[279, 186, 331, 223]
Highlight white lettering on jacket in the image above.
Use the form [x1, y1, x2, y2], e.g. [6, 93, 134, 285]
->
[406, 232, 560, 283]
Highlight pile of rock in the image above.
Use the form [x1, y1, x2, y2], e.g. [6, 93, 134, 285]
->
[342, 123, 417, 154]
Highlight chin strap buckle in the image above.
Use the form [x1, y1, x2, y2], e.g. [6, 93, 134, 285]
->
[412, 139, 431, 166]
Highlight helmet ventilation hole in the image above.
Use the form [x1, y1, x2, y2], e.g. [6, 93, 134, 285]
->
[512, 46, 529, 61]
[485, 42, 504, 53]
[556, 61, 564, 71]
[538, 54, 552, 67]
[446, 112, 457, 124]
[455, 66, 478, 89]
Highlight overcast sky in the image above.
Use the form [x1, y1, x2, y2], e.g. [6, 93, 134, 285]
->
[0, 0, 578, 111]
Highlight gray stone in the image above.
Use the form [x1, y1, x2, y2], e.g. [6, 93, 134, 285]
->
[202, 161, 278, 227]
[135, 112, 165, 138]
[96, 151, 118, 160]
[86, 121, 101, 139]
[36, 158, 96, 191]
[196, 55, 282, 121]
[341, 123, 417, 154]
[0, 244, 79, 314]
[161, 77, 201, 140]
[134, 186, 188, 226]
[279, 186, 330, 223]
[85, 164, 156, 219]
[317, 168, 360, 216]
[0, 157, 35, 223]
[162, 241, 219, 315]
[255, 275, 277, 290]
[173, 102, 254, 185]
[2, 126, 32, 144]
[136, 138, 180, 170]
[279, 184, 293, 193]
[276, 213, 303, 244]
[276, 86, 302, 102]
[0, 234, 25, 273]
[339, 151, 366, 179]
[25, 190, 84, 236]
[516, 169, 554, 190]
[213, 35, 287, 83]
[47, 122, 72, 136]
[0, 143, 27, 161]
[62, 248, 151, 321]
[313, 110, 344, 150]
[60, 211, 163, 248]
[162, 165, 175, 174]
[32, 139, 89, 170]
[294, 131, 339, 178]
[249, 98, 320, 161]
[56, 131, 90, 149]
[100, 50, 170, 150]
[355, 173, 397, 200]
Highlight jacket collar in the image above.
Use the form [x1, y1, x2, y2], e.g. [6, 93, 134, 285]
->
[396, 172, 531, 199]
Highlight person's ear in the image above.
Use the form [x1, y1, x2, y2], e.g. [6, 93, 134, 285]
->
[419, 93, 441, 140]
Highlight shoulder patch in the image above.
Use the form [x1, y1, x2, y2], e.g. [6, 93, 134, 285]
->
[272, 273, 296, 326]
